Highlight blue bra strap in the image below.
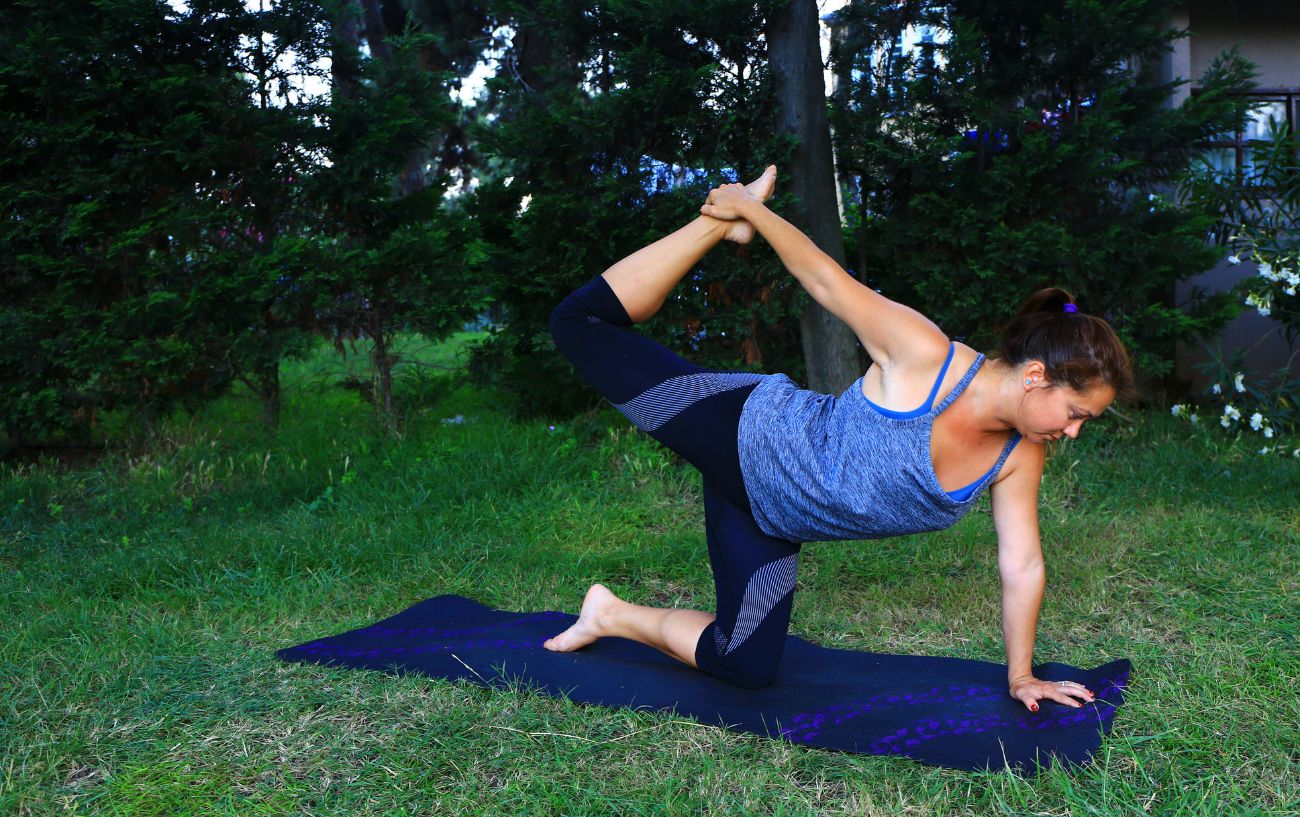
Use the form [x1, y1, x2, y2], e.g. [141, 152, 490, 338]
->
[923, 343, 957, 413]
[862, 342, 958, 419]
[945, 433, 1022, 501]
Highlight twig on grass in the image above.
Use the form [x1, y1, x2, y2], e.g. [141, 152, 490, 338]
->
[449, 653, 490, 686]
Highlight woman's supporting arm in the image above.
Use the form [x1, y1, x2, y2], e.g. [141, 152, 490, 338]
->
[990, 445, 1094, 710]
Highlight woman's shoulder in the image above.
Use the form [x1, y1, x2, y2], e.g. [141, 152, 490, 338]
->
[992, 432, 1045, 487]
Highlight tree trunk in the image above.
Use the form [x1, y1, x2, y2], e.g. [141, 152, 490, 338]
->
[371, 327, 398, 434]
[331, 2, 361, 100]
[257, 362, 280, 430]
[767, 0, 860, 394]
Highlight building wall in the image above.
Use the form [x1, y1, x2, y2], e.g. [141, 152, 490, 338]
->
[1175, 259, 1297, 392]
[1187, 0, 1300, 87]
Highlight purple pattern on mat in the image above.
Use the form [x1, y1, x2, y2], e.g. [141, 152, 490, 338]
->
[780, 669, 1130, 751]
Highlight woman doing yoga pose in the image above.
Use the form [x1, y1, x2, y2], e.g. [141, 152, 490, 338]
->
[543, 166, 1133, 712]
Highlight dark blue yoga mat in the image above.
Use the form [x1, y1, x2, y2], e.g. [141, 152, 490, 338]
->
[276, 595, 1130, 773]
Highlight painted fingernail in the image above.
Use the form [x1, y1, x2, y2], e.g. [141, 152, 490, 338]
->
[1030, 703, 1039, 712]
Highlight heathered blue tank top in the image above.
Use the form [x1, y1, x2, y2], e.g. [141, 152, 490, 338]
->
[736, 345, 1022, 543]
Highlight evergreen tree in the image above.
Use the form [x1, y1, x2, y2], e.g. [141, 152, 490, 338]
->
[830, 0, 1256, 388]
[1, 0, 260, 445]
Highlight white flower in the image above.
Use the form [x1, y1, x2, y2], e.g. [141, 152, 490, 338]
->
[1245, 292, 1272, 317]
[1171, 404, 1185, 417]
[1250, 411, 1264, 430]
[1212, 383, 1222, 395]
[1285, 270, 1300, 286]
[1235, 373, 1246, 393]
[1264, 426, 1274, 439]
[1223, 404, 1241, 422]
[1258, 262, 1275, 281]
[1259, 447, 1271, 455]
[1293, 448, 1299, 458]
[1190, 413, 1199, 425]
[1286, 286, 1297, 297]
[1227, 254, 1241, 265]
[1148, 193, 1157, 201]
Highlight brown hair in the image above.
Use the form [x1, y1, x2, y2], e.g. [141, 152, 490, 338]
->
[997, 288, 1136, 401]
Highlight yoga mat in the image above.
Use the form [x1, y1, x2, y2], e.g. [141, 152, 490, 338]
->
[276, 595, 1130, 773]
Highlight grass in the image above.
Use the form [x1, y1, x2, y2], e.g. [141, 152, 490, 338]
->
[1, 333, 1297, 816]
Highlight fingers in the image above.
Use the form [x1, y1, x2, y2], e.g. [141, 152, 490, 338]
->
[1015, 690, 1041, 712]
[1016, 681, 1097, 712]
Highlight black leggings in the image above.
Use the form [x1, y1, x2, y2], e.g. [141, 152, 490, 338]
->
[550, 275, 802, 689]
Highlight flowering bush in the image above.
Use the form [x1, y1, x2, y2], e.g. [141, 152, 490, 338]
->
[1223, 122, 1300, 338]
[1170, 353, 1299, 457]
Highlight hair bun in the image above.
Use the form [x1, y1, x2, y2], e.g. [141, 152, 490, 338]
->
[1014, 287, 1076, 321]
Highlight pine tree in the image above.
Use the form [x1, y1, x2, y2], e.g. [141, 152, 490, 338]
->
[830, 0, 1256, 386]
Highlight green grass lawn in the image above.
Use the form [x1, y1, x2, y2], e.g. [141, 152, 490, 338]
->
[2, 335, 1297, 816]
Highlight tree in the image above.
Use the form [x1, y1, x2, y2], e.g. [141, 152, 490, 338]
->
[317, 0, 488, 432]
[1, 0, 258, 445]
[829, 0, 1256, 389]
[768, 0, 861, 394]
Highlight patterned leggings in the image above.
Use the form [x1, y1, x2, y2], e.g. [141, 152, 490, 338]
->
[549, 275, 802, 689]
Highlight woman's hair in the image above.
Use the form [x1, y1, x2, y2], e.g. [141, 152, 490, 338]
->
[997, 288, 1136, 401]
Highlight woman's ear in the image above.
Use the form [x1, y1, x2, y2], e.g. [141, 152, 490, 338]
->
[1022, 360, 1048, 388]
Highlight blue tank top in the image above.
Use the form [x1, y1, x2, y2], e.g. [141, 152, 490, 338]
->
[736, 345, 1022, 543]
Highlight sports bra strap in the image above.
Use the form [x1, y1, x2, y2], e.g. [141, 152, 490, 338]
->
[921, 343, 957, 413]
[932, 350, 986, 416]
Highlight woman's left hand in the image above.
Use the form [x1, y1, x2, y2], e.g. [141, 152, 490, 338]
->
[1009, 675, 1095, 712]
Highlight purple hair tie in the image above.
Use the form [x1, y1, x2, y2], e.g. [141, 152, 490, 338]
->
[1063, 303, 1079, 314]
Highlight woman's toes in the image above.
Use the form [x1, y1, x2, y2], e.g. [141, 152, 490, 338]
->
[745, 165, 777, 202]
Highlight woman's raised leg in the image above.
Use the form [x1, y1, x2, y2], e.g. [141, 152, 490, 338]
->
[602, 165, 776, 323]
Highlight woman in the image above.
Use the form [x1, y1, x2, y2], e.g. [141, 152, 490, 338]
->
[543, 166, 1133, 713]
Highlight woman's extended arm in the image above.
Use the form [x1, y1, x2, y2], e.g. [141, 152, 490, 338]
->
[700, 183, 946, 368]
[990, 446, 1094, 711]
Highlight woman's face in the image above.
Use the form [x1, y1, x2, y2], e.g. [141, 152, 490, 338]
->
[1019, 376, 1115, 444]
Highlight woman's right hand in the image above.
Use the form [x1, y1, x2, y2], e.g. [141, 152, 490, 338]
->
[1009, 675, 1095, 712]
[699, 183, 759, 221]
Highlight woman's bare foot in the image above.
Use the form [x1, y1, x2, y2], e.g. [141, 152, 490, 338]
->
[542, 583, 622, 652]
[721, 165, 778, 244]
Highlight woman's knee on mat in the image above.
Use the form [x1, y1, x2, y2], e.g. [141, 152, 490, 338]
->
[697, 628, 784, 689]
[708, 651, 782, 690]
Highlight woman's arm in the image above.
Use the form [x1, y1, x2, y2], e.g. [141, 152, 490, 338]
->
[990, 445, 1094, 710]
[700, 183, 946, 368]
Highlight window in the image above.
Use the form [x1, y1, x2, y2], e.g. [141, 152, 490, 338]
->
[1199, 90, 1299, 177]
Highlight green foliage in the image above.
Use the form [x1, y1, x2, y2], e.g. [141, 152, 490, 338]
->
[830, 0, 1257, 388]
[0, 0, 487, 445]
[1188, 120, 1300, 339]
[1, 0, 254, 442]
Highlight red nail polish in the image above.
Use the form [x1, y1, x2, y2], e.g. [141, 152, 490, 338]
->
[1030, 703, 1038, 712]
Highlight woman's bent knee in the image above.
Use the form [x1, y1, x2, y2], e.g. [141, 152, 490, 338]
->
[696, 628, 783, 689]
